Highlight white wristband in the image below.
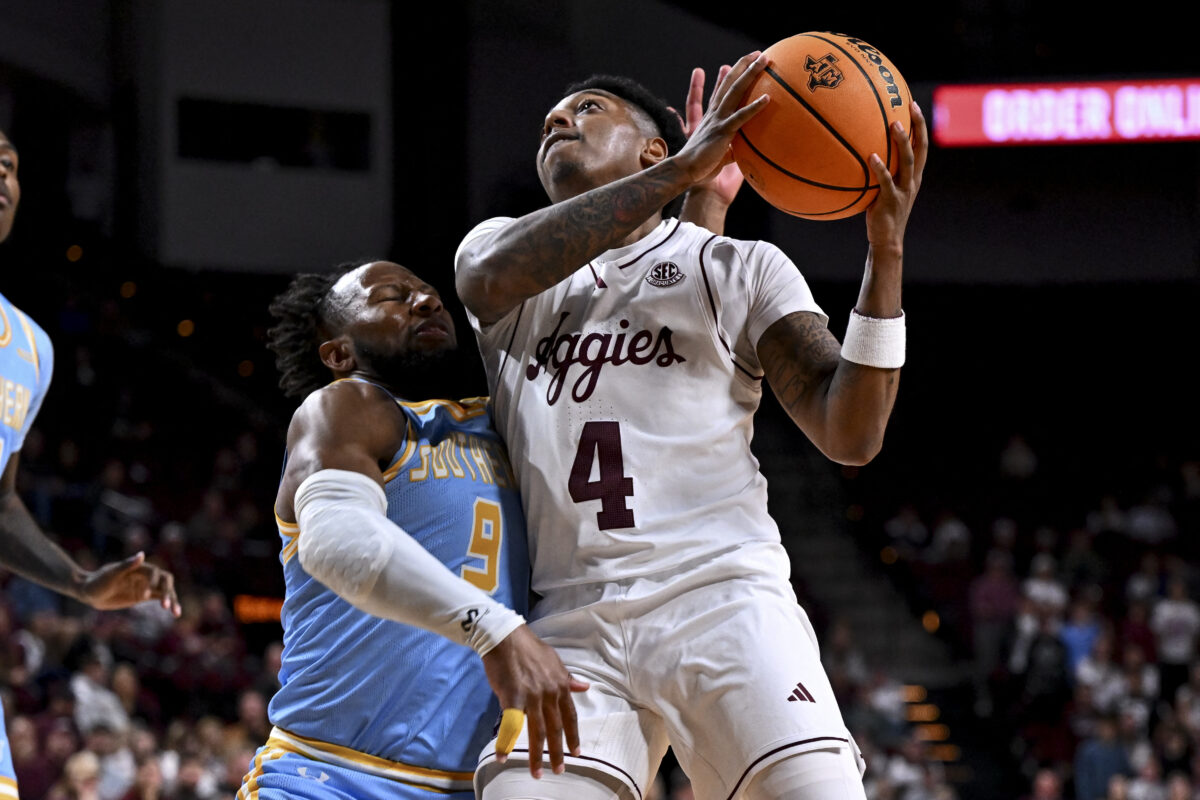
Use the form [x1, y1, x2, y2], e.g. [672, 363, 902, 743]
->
[841, 309, 906, 368]
[295, 468, 524, 657]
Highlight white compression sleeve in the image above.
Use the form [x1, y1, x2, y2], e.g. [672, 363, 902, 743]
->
[294, 468, 524, 656]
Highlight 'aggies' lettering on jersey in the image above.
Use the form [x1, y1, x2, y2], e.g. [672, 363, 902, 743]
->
[526, 311, 686, 405]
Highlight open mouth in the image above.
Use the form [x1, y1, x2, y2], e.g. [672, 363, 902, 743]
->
[542, 131, 577, 158]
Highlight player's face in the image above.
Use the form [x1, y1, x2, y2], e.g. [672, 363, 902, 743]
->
[333, 261, 457, 365]
[0, 131, 20, 244]
[537, 90, 657, 202]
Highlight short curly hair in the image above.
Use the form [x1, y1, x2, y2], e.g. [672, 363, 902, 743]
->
[560, 74, 688, 217]
[265, 261, 365, 400]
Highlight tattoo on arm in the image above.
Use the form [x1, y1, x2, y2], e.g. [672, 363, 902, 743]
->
[759, 312, 842, 419]
[479, 163, 689, 307]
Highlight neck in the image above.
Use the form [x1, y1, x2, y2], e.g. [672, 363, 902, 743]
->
[618, 214, 664, 248]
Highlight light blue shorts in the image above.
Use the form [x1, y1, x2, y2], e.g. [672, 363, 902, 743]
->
[238, 729, 476, 800]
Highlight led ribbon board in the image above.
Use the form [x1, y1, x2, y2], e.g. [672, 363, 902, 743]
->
[932, 78, 1200, 146]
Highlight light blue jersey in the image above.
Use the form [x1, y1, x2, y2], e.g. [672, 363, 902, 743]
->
[0, 291, 53, 799]
[241, 383, 529, 800]
[0, 292, 53, 476]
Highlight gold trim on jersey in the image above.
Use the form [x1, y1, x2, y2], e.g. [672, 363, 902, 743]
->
[326, 378, 488, 420]
[13, 310, 40, 377]
[275, 511, 299, 537]
[0, 775, 19, 800]
[400, 396, 488, 422]
[236, 745, 288, 800]
[280, 536, 300, 565]
[275, 511, 301, 565]
[264, 726, 473, 793]
[0, 305, 11, 348]
[382, 418, 417, 482]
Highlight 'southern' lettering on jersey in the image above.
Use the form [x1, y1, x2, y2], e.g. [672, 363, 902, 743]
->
[408, 432, 516, 487]
[0, 374, 34, 433]
[526, 311, 686, 404]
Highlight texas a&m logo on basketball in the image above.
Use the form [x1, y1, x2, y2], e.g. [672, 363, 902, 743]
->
[804, 54, 843, 92]
[646, 261, 685, 287]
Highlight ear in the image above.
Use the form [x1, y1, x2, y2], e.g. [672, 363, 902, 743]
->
[318, 336, 357, 374]
[639, 136, 668, 169]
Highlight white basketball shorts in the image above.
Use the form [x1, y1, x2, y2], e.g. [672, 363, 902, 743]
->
[475, 543, 865, 800]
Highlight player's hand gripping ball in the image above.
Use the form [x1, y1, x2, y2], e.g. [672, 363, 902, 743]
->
[730, 31, 912, 220]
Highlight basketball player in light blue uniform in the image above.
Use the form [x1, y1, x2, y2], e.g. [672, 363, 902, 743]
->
[245, 260, 585, 800]
[0, 128, 180, 800]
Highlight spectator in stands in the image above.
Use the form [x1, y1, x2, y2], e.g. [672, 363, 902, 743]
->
[1076, 629, 1125, 715]
[822, 616, 870, 708]
[47, 748, 102, 800]
[1021, 766, 1064, 800]
[1151, 577, 1200, 703]
[249, 640, 282, 701]
[118, 757, 164, 800]
[1163, 773, 1192, 800]
[1061, 528, 1108, 593]
[83, 723, 135, 800]
[1060, 595, 1105, 676]
[1124, 754, 1166, 800]
[1125, 489, 1178, 548]
[1116, 599, 1158, 666]
[1075, 713, 1133, 800]
[9, 712, 56, 798]
[1025, 554, 1070, 620]
[1126, 553, 1164, 607]
[884, 502, 929, 562]
[66, 636, 130, 738]
[969, 548, 1021, 716]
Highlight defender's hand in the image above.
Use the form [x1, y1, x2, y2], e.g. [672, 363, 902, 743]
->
[482, 625, 589, 778]
[681, 66, 745, 206]
[672, 51, 770, 186]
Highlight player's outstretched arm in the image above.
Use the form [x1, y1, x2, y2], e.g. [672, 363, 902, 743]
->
[279, 380, 584, 776]
[757, 103, 927, 465]
[456, 52, 770, 325]
[678, 65, 746, 235]
[0, 454, 181, 616]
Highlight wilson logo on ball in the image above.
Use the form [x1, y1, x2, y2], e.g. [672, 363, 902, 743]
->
[646, 262, 685, 287]
[805, 54, 843, 91]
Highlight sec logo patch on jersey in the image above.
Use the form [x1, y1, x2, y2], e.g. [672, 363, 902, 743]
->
[646, 261, 685, 287]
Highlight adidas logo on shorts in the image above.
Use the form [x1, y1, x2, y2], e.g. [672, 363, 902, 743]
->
[787, 681, 816, 703]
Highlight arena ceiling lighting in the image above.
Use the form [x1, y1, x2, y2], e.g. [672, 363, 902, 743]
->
[932, 77, 1200, 146]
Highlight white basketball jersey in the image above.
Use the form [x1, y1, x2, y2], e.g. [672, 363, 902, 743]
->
[455, 218, 826, 595]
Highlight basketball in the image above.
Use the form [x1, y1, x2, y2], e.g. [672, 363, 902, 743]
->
[730, 32, 912, 220]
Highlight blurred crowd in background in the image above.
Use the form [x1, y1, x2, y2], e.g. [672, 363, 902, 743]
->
[1, 221, 1196, 800]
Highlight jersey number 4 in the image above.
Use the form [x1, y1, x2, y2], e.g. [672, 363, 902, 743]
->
[569, 421, 635, 530]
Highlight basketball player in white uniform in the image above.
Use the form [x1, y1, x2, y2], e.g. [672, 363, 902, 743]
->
[454, 52, 927, 800]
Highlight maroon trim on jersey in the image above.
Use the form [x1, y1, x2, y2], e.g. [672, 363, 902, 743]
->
[587, 263, 607, 288]
[725, 736, 852, 800]
[478, 749, 645, 800]
[496, 301, 526, 386]
[697, 235, 764, 382]
[615, 218, 681, 270]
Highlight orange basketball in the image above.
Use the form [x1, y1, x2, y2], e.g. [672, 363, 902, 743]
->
[731, 32, 912, 220]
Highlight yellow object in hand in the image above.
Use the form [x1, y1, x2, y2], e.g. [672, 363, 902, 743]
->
[497, 708, 525, 754]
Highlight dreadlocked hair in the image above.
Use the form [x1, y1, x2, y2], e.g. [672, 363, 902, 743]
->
[561, 74, 689, 218]
[266, 261, 364, 400]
